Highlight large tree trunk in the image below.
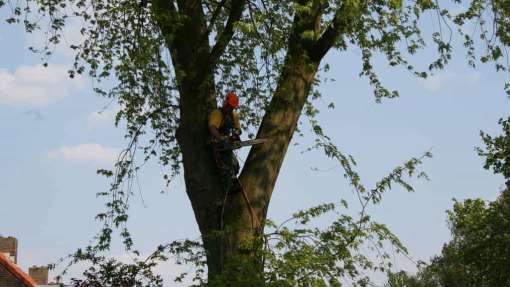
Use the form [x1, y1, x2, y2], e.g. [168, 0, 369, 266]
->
[187, 49, 320, 283]
[151, 0, 325, 283]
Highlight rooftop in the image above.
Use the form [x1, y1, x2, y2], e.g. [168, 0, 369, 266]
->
[0, 252, 36, 287]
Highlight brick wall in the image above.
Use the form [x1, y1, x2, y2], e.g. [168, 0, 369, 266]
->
[28, 266, 48, 285]
[0, 237, 18, 264]
[0, 264, 27, 287]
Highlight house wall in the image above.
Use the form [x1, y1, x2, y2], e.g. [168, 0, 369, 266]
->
[28, 266, 48, 285]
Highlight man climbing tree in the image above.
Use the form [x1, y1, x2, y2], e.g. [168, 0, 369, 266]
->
[3, 0, 509, 284]
[209, 91, 242, 193]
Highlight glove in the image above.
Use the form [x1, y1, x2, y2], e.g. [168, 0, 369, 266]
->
[216, 136, 231, 150]
[231, 129, 241, 142]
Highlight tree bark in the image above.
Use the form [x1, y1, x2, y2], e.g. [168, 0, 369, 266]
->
[239, 51, 319, 227]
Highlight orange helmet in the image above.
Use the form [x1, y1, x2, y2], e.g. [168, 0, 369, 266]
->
[224, 91, 239, 109]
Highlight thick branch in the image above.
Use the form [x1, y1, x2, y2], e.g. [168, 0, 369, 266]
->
[286, 0, 324, 55]
[310, 9, 346, 62]
[310, 2, 367, 62]
[239, 3, 325, 224]
[209, 0, 246, 66]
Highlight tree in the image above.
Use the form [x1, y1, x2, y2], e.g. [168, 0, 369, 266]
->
[434, 116, 510, 287]
[385, 187, 510, 287]
[2, 0, 509, 283]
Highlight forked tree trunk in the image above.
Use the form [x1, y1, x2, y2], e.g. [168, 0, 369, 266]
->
[183, 53, 319, 285]
[151, 0, 326, 283]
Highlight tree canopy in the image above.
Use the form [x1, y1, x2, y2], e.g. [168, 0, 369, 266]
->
[3, 0, 508, 174]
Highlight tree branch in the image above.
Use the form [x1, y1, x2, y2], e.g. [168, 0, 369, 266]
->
[208, 0, 229, 35]
[310, 9, 346, 62]
[208, 0, 246, 66]
[150, 0, 177, 47]
[153, 0, 176, 12]
[310, 2, 367, 62]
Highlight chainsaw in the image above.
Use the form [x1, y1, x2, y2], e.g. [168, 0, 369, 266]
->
[229, 138, 267, 150]
[215, 138, 267, 151]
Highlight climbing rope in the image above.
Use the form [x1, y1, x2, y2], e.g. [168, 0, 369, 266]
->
[239, 182, 260, 230]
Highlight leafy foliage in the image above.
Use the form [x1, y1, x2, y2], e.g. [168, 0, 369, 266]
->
[2, 0, 507, 179]
[384, 188, 510, 287]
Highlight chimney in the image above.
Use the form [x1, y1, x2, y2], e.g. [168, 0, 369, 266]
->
[29, 266, 49, 285]
[0, 236, 18, 264]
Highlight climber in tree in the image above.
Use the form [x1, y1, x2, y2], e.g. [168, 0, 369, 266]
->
[209, 92, 242, 192]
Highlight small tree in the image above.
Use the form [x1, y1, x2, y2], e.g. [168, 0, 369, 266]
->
[385, 189, 510, 287]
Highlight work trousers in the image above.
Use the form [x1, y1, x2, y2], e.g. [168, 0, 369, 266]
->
[213, 147, 240, 192]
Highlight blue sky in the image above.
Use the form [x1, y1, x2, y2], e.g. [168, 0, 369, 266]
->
[1, 5, 509, 285]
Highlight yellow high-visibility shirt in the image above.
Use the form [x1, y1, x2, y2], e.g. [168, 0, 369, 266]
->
[209, 109, 240, 131]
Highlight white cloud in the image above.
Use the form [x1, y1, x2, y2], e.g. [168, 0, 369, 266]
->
[419, 72, 481, 92]
[46, 143, 119, 164]
[0, 64, 85, 107]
